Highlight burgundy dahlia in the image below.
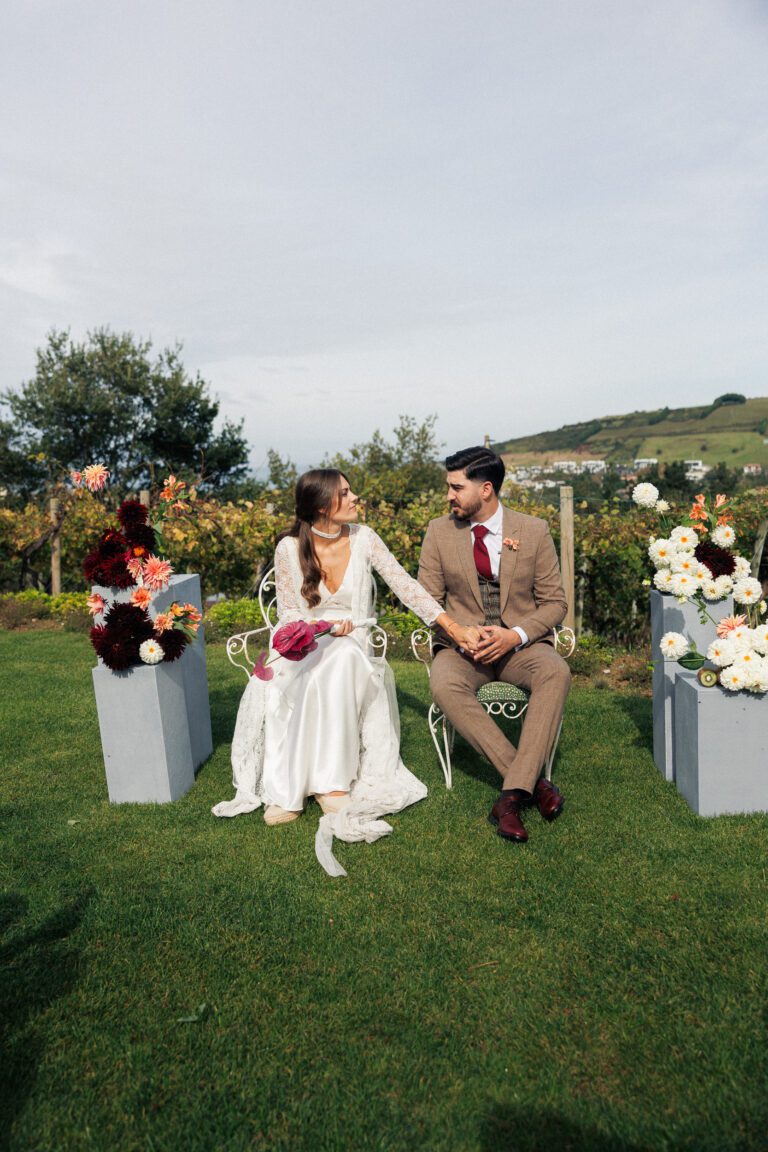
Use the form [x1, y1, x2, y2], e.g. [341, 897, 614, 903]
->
[156, 628, 188, 662]
[121, 523, 158, 554]
[104, 602, 155, 640]
[90, 623, 138, 671]
[83, 529, 133, 588]
[116, 498, 149, 529]
[89, 603, 155, 670]
[694, 539, 736, 579]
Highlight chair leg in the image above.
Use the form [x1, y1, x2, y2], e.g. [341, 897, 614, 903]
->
[428, 703, 453, 789]
[544, 718, 564, 781]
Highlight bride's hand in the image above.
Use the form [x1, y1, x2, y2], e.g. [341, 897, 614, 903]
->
[330, 619, 355, 637]
[452, 624, 483, 653]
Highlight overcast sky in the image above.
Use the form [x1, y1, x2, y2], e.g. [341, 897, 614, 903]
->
[2, 0, 767, 470]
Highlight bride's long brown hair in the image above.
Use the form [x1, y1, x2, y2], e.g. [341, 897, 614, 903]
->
[277, 469, 348, 608]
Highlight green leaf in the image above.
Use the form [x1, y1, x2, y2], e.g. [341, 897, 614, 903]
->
[678, 653, 706, 670]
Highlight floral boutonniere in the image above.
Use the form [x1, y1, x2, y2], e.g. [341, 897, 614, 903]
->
[503, 537, 520, 551]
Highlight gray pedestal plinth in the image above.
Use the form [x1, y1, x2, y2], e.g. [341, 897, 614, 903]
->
[650, 589, 733, 781]
[91, 574, 213, 801]
[93, 660, 195, 802]
[674, 671, 768, 816]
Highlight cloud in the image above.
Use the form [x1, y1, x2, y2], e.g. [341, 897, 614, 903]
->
[1, 0, 767, 460]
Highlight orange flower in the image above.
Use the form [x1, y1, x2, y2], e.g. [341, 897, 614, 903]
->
[714, 494, 727, 508]
[131, 545, 147, 557]
[716, 614, 747, 638]
[689, 503, 708, 522]
[503, 537, 520, 551]
[131, 587, 152, 610]
[693, 493, 706, 505]
[153, 612, 174, 633]
[169, 603, 185, 617]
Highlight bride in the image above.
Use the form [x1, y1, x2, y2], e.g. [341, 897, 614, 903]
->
[212, 468, 480, 876]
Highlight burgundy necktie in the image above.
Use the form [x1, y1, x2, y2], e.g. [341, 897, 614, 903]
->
[472, 524, 493, 580]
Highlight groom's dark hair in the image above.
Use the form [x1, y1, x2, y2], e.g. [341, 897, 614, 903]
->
[445, 446, 505, 494]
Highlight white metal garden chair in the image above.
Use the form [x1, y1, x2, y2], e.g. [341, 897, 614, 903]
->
[411, 625, 576, 789]
[226, 567, 388, 678]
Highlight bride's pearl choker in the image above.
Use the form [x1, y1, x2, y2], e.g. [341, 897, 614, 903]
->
[311, 524, 342, 540]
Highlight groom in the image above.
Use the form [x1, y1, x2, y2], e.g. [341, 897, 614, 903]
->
[417, 445, 571, 843]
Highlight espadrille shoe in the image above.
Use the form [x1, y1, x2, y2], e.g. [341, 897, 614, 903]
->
[313, 793, 352, 815]
[263, 805, 303, 826]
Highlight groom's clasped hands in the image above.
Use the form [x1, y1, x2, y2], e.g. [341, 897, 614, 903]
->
[456, 625, 523, 664]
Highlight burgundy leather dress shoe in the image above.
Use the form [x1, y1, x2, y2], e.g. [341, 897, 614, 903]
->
[533, 777, 564, 822]
[488, 796, 528, 842]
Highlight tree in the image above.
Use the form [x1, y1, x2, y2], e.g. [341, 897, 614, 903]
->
[702, 461, 740, 495]
[641, 460, 694, 503]
[1, 328, 250, 493]
[325, 415, 444, 508]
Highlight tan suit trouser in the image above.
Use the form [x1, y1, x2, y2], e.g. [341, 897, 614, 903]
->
[430, 643, 571, 793]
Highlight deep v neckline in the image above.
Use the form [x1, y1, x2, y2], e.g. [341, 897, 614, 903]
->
[318, 533, 355, 596]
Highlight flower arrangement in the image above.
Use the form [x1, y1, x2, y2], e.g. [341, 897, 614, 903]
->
[634, 484, 767, 694]
[77, 466, 202, 672]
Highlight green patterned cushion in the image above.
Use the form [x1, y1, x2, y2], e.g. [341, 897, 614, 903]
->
[476, 682, 529, 705]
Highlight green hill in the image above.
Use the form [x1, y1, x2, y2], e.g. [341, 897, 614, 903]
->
[492, 395, 768, 469]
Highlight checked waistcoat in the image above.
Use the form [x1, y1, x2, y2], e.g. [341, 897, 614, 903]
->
[478, 575, 502, 626]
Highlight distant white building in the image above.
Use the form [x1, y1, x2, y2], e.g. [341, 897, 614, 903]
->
[684, 460, 711, 481]
[634, 458, 658, 470]
[582, 460, 606, 473]
[743, 463, 762, 476]
[551, 460, 579, 473]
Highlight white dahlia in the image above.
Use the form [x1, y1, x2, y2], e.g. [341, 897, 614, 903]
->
[746, 657, 768, 693]
[648, 538, 676, 568]
[671, 554, 697, 575]
[713, 574, 734, 598]
[670, 572, 699, 599]
[632, 482, 660, 508]
[720, 664, 748, 692]
[655, 499, 670, 513]
[750, 624, 768, 655]
[139, 639, 164, 665]
[733, 648, 759, 671]
[701, 579, 721, 601]
[670, 526, 699, 549]
[733, 577, 763, 607]
[732, 556, 751, 580]
[653, 569, 675, 593]
[706, 637, 737, 667]
[711, 524, 736, 548]
[729, 625, 753, 650]
[659, 632, 689, 660]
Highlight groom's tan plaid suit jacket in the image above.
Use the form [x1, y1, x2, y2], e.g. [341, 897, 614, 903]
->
[417, 506, 570, 792]
[418, 506, 568, 644]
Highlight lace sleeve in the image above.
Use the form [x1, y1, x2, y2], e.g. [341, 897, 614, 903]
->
[368, 530, 443, 626]
[274, 538, 309, 624]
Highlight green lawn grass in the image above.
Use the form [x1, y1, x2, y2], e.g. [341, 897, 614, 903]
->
[1, 632, 767, 1152]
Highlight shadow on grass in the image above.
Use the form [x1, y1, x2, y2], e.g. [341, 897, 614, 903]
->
[479, 1104, 650, 1152]
[0, 888, 94, 1152]
[614, 692, 653, 754]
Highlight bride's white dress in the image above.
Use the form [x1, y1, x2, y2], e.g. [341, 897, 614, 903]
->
[212, 524, 443, 876]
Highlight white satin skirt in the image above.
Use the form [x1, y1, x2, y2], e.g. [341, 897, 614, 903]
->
[261, 633, 379, 811]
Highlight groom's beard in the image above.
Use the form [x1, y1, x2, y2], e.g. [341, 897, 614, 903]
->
[449, 498, 482, 520]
